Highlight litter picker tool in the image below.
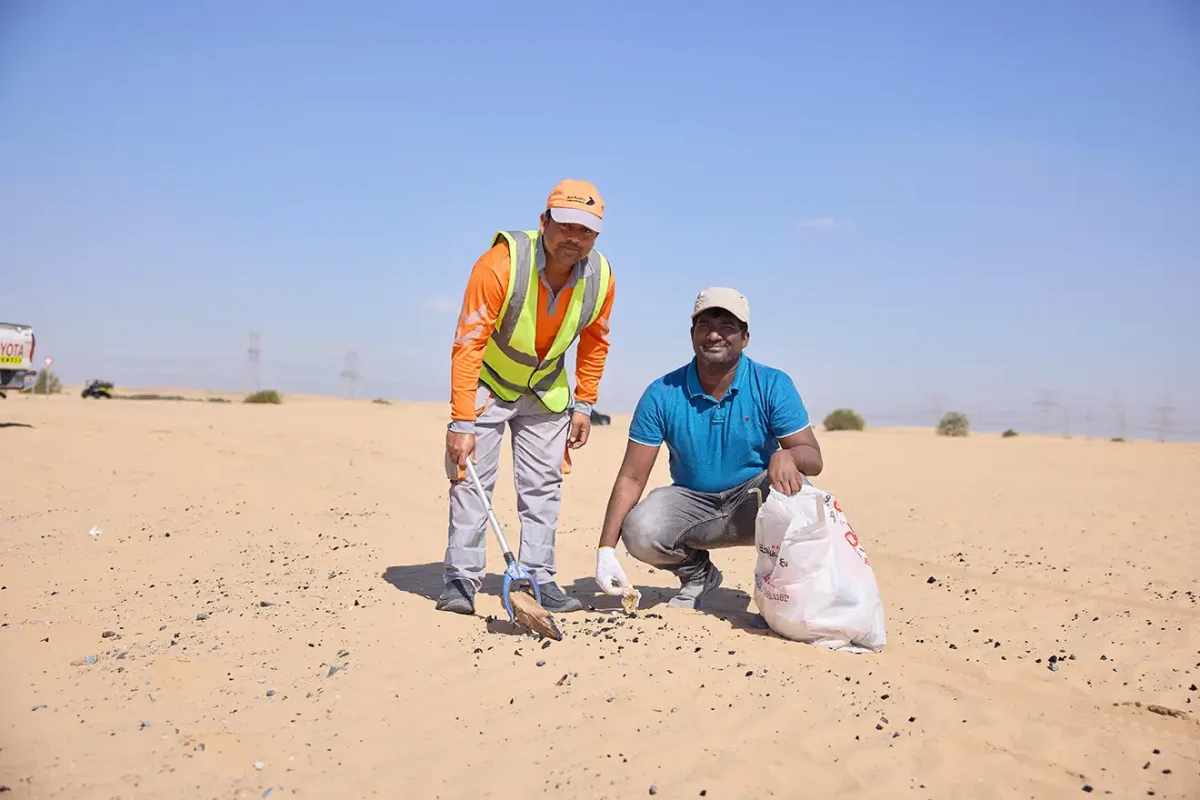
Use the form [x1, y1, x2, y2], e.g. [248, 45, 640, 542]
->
[464, 458, 563, 641]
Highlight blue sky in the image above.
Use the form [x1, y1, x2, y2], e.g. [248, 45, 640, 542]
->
[3, 1, 1198, 439]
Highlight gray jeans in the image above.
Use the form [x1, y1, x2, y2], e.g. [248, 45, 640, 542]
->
[621, 471, 772, 583]
[444, 388, 570, 588]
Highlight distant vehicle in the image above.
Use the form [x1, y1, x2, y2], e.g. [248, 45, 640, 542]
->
[0, 322, 36, 399]
[589, 409, 611, 426]
[82, 379, 114, 399]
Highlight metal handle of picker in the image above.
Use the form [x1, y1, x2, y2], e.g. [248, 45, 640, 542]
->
[463, 457, 543, 617]
[464, 458, 513, 556]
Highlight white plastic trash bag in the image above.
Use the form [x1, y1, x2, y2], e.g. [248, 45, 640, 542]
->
[752, 481, 887, 653]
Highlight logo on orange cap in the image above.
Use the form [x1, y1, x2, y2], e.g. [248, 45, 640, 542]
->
[547, 179, 604, 233]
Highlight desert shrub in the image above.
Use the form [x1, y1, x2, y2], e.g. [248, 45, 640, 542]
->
[126, 393, 187, 401]
[936, 411, 969, 437]
[373, 397, 392, 405]
[1110, 437, 1125, 443]
[27, 369, 61, 395]
[823, 408, 865, 431]
[1002, 428, 1018, 438]
[207, 397, 231, 403]
[245, 389, 282, 404]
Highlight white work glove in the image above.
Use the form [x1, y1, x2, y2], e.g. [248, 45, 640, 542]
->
[594, 546, 631, 596]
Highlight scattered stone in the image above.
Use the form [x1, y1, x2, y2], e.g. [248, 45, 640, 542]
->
[1050, 662, 1060, 672]
[926, 577, 937, 584]
[259, 601, 276, 607]
[327, 665, 343, 678]
[536, 661, 546, 667]
[254, 761, 265, 771]
[31, 704, 46, 711]
[266, 690, 276, 697]
[649, 786, 657, 796]
[1146, 705, 1187, 719]
[1082, 786, 1093, 793]
[101, 630, 117, 638]
[139, 720, 150, 730]
[196, 744, 205, 751]
[263, 789, 275, 799]
[196, 613, 208, 621]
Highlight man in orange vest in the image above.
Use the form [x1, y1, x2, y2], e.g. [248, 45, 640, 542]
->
[439, 179, 616, 616]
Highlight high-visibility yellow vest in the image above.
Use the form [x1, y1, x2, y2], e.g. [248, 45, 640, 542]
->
[479, 229, 612, 414]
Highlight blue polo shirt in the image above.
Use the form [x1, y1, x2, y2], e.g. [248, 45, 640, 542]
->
[628, 356, 811, 494]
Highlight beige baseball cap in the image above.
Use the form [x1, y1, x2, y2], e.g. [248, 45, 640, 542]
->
[692, 286, 750, 325]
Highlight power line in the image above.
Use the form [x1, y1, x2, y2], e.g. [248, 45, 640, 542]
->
[1033, 389, 1057, 434]
[1111, 391, 1126, 440]
[246, 331, 261, 394]
[1153, 398, 1175, 442]
[340, 350, 360, 398]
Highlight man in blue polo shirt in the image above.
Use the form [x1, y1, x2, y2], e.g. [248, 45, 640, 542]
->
[593, 287, 824, 609]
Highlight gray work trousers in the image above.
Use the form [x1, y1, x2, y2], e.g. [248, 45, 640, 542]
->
[443, 390, 571, 588]
[621, 471, 772, 583]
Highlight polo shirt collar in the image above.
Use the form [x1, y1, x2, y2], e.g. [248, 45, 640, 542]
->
[687, 355, 750, 400]
[535, 235, 597, 280]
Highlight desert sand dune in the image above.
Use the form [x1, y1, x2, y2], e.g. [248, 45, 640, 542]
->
[1, 392, 1198, 799]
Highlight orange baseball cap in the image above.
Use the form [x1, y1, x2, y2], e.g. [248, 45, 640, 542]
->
[547, 179, 604, 233]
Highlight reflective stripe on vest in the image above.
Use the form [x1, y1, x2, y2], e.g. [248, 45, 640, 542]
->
[479, 229, 611, 413]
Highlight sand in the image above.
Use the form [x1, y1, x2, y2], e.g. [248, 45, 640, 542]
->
[2, 390, 1198, 799]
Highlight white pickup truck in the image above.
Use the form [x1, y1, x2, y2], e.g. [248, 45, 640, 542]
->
[0, 322, 37, 398]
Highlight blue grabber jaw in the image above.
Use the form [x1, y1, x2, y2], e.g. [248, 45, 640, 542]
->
[500, 556, 540, 623]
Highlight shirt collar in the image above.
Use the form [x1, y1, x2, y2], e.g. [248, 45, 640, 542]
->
[535, 235, 597, 279]
[686, 355, 749, 400]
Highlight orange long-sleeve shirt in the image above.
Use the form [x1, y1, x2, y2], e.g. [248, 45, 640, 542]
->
[450, 240, 615, 422]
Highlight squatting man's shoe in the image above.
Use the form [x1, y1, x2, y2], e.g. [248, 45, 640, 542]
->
[667, 562, 723, 609]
